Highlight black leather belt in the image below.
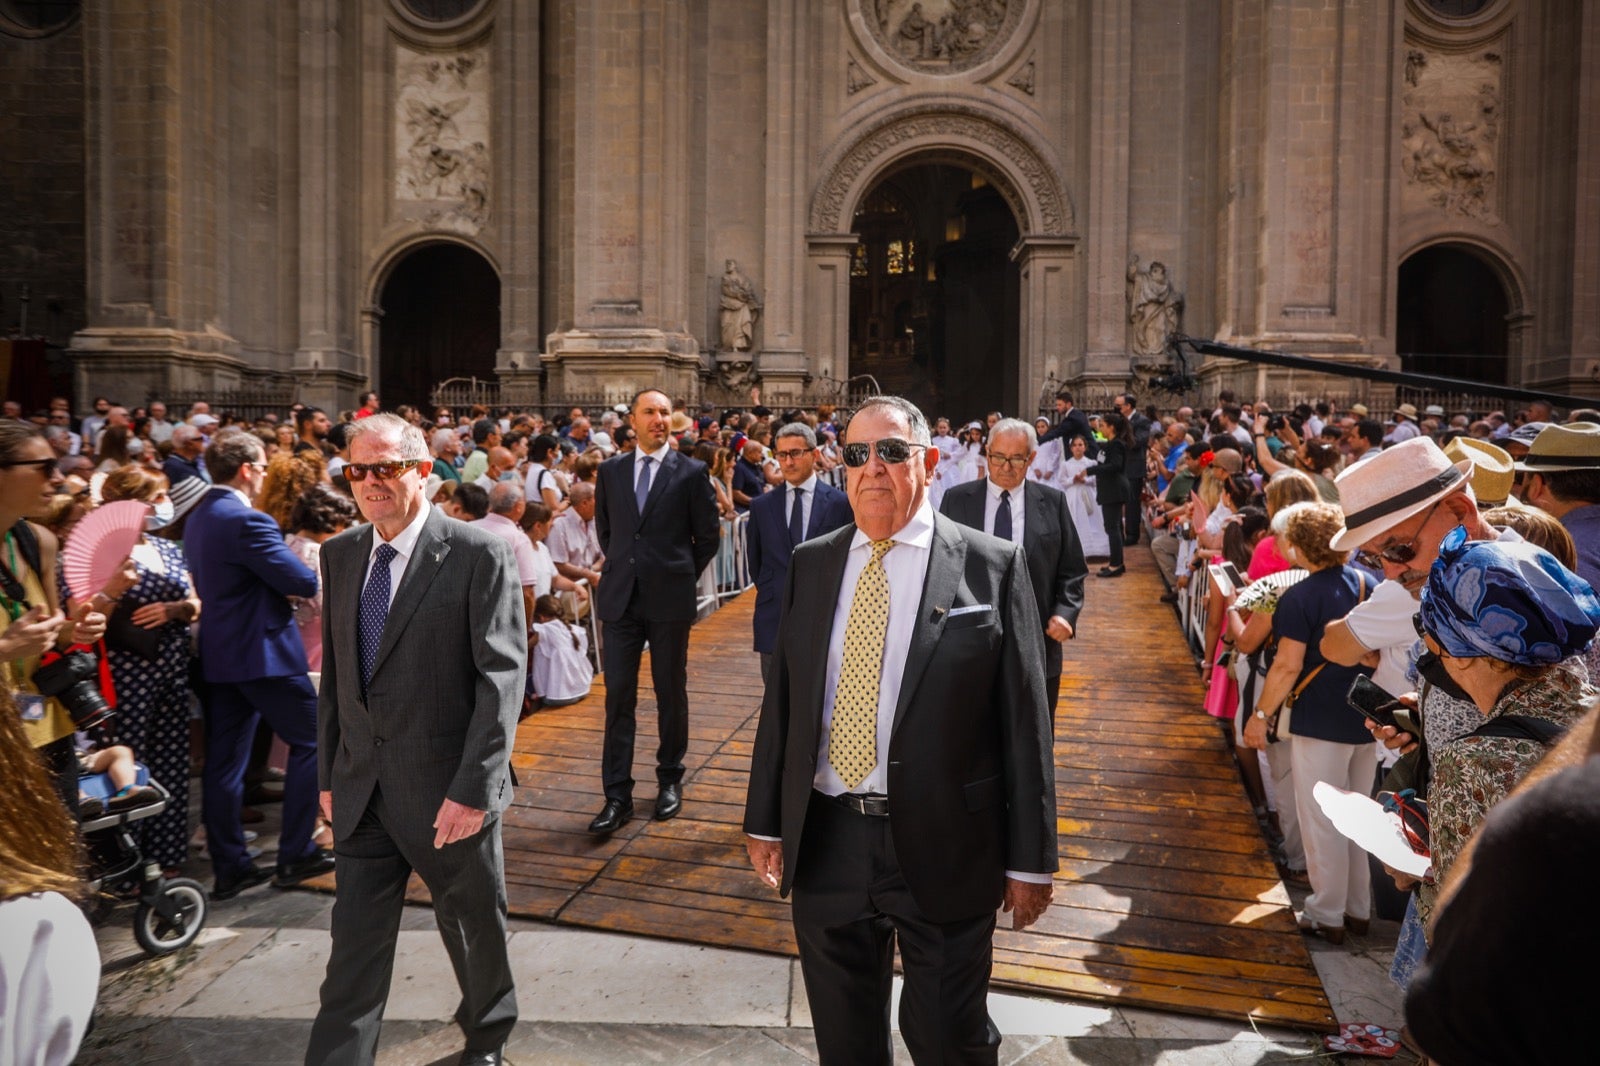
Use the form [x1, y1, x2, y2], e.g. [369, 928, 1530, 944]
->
[823, 790, 889, 817]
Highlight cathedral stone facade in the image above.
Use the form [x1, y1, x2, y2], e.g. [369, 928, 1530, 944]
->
[4, 0, 1597, 417]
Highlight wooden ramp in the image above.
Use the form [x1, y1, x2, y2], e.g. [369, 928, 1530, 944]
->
[394, 548, 1332, 1029]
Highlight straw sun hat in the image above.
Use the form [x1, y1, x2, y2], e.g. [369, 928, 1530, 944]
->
[1329, 436, 1472, 552]
[1513, 422, 1600, 474]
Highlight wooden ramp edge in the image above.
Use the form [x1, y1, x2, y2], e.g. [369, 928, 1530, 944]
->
[313, 547, 1335, 1031]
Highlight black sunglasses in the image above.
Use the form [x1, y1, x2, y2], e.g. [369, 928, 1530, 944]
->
[1355, 500, 1443, 570]
[0, 458, 57, 475]
[841, 438, 926, 468]
[345, 459, 423, 482]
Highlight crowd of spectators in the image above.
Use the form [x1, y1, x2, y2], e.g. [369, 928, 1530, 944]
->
[6, 382, 1600, 1062]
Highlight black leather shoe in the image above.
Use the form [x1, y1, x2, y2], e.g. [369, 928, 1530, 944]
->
[588, 799, 633, 835]
[212, 863, 273, 901]
[1097, 565, 1126, 578]
[458, 1047, 503, 1066]
[274, 848, 336, 888]
[654, 783, 682, 821]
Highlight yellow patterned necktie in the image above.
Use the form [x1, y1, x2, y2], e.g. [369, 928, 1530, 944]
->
[828, 539, 895, 788]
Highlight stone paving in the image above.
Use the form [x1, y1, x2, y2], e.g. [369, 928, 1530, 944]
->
[81, 801, 1407, 1065]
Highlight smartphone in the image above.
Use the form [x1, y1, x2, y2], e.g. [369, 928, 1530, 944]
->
[1219, 561, 1245, 590]
[1207, 563, 1235, 598]
[1346, 675, 1404, 729]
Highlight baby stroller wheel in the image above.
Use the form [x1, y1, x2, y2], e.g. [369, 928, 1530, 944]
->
[134, 878, 208, 955]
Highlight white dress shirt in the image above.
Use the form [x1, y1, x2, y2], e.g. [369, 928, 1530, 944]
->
[634, 441, 673, 495]
[982, 477, 1025, 546]
[362, 503, 432, 609]
[784, 473, 819, 535]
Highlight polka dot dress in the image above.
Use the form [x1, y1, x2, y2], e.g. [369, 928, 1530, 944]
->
[828, 539, 894, 788]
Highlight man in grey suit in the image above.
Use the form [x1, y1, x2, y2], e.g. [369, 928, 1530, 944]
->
[306, 414, 527, 1066]
[939, 417, 1087, 714]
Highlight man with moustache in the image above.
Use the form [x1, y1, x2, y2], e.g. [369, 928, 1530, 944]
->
[587, 389, 720, 834]
[744, 396, 1057, 1064]
[306, 413, 526, 1065]
[939, 417, 1086, 714]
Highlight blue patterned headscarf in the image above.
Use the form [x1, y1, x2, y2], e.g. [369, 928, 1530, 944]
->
[1420, 525, 1600, 665]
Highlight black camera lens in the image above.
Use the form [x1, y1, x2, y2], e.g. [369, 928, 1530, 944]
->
[32, 649, 114, 731]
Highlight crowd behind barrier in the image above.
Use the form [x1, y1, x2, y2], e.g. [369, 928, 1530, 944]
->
[5, 384, 1600, 1063]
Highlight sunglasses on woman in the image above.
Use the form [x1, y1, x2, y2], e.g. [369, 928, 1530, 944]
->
[345, 459, 423, 482]
[840, 439, 926, 468]
[0, 458, 57, 475]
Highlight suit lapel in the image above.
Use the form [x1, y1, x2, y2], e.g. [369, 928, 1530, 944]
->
[369, 509, 451, 680]
[639, 448, 675, 521]
[891, 514, 966, 738]
[1027, 480, 1051, 535]
[804, 529, 852, 733]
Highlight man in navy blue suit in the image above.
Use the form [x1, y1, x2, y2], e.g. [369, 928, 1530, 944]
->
[746, 422, 853, 680]
[185, 431, 333, 899]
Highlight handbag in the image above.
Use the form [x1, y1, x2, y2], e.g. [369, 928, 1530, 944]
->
[104, 598, 162, 660]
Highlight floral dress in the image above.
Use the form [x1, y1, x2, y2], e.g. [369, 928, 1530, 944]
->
[104, 537, 195, 869]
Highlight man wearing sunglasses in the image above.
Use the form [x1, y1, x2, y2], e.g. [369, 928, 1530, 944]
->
[744, 395, 1057, 1064]
[308, 414, 526, 1066]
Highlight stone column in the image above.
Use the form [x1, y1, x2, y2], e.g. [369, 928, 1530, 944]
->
[804, 234, 856, 391]
[1080, 0, 1132, 386]
[1570, 5, 1600, 389]
[495, 0, 541, 405]
[1012, 237, 1079, 417]
[758, 0, 809, 403]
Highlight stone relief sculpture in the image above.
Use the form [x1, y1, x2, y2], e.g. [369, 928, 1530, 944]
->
[1400, 47, 1500, 223]
[718, 260, 762, 352]
[1126, 255, 1183, 358]
[862, 0, 1017, 74]
[846, 55, 877, 94]
[395, 45, 490, 229]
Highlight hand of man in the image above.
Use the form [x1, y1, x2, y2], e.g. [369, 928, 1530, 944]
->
[320, 790, 333, 822]
[745, 836, 783, 890]
[68, 599, 107, 645]
[1002, 877, 1053, 931]
[433, 798, 487, 848]
[0, 605, 65, 661]
[1046, 616, 1074, 642]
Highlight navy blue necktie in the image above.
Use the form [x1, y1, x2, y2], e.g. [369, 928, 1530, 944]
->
[789, 485, 805, 545]
[359, 543, 397, 695]
[635, 456, 654, 513]
[994, 490, 1013, 543]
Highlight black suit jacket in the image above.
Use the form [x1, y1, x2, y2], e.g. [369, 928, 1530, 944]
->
[1086, 439, 1130, 504]
[594, 447, 720, 623]
[937, 479, 1086, 678]
[743, 512, 1058, 923]
[745, 479, 854, 654]
[1037, 407, 1094, 449]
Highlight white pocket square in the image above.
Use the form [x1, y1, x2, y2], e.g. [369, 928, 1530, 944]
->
[947, 604, 993, 618]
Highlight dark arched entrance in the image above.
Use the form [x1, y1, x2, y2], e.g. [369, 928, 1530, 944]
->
[377, 243, 500, 410]
[849, 163, 1020, 421]
[1397, 244, 1510, 385]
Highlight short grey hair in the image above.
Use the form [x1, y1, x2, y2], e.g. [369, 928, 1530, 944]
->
[987, 418, 1037, 450]
[347, 412, 427, 460]
[568, 481, 596, 504]
[774, 422, 818, 448]
[849, 396, 931, 446]
[430, 428, 457, 453]
[171, 424, 202, 446]
[488, 481, 524, 516]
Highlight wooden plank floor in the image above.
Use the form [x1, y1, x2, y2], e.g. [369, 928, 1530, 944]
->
[359, 546, 1333, 1030]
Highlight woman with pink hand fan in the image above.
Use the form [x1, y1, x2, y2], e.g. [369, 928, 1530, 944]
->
[64, 465, 200, 874]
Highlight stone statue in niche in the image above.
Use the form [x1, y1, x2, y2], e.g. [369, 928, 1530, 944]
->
[718, 259, 762, 353]
[1126, 255, 1183, 358]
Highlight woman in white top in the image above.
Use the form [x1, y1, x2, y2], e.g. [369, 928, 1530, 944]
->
[1056, 434, 1111, 558]
[527, 594, 594, 708]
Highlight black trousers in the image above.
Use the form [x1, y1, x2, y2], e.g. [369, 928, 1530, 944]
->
[306, 788, 516, 1064]
[600, 611, 691, 802]
[1100, 501, 1125, 569]
[791, 793, 1002, 1066]
[1123, 478, 1144, 542]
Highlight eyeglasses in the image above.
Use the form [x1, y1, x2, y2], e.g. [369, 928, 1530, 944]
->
[1355, 500, 1443, 570]
[986, 452, 1031, 469]
[841, 438, 926, 468]
[774, 449, 813, 462]
[0, 458, 58, 475]
[345, 459, 423, 482]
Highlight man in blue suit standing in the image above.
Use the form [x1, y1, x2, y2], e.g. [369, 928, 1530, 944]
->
[185, 431, 332, 900]
[747, 421, 853, 680]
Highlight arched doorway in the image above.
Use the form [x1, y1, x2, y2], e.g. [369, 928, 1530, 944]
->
[376, 242, 500, 410]
[1397, 244, 1510, 385]
[848, 163, 1020, 421]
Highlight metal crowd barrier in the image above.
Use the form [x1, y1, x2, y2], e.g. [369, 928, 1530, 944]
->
[563, 577, 601, 673]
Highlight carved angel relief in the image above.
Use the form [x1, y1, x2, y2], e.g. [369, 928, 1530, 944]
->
[1400, 47, 1500, 223]
[395, 45, 491, 229]
[863, 0, 1019, 75]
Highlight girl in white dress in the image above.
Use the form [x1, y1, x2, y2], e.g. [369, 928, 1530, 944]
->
[1057, 434, 1111, 558]
[528, 595, 594, 708]
[953, 423, 987, 485]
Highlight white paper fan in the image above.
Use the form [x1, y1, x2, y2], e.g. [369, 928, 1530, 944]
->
[62, 500, 149, 602]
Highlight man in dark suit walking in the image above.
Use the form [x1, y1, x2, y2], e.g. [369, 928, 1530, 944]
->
[939, 417, 1087, 715]
[744, 396, 1058, 1065]
[588, 389, 720, 834]
[746, 421, 854, 680]
[306, 414, 526, 1066]
[183, 432, 330, 901]
[1113, 393, 1152, 544]
[1035, 388, 1093, 452]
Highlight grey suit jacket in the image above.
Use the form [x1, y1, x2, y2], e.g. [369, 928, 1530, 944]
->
[317, 507, 527, 843]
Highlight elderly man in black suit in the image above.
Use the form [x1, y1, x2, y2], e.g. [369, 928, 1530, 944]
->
[589, 389, 720, 834]
[307, 414, 527, 1066]
[744, 396, 1058, 1065]
[939, 417, 1087, 715]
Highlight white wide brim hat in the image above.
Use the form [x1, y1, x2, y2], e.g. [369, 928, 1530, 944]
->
[1329, 437, 1472, 552]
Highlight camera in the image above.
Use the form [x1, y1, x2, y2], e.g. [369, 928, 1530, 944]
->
[33, 648, 114, 731]
[1266, 413, 1287, 432]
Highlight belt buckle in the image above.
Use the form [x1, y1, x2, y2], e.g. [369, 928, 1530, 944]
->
[840, 792, 888, 817]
